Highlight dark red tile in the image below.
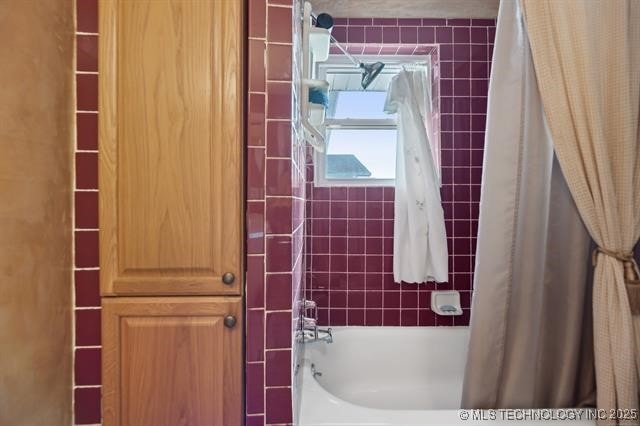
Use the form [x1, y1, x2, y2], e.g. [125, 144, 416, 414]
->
[266, 120, 292, 157]
[246, 256, 265, 309]
[348, 309, 365, 325]
[472, 18, 496, 26]
[330, 236, 347, 254]
[266, 197, 292, 234]
[418, 27, 435, 43]
[470, 27, 488, 44]
[247, 147, 265, 200]
[77, 35, 98, 72]
[265, 311, 292, 349]
[75, 270, 100, 307]
[74, 387, 101, 424]
[382, 27, 399, 43]
[266, 158, 291, 196]
[246, 309, 264, 362]
[401, 309, 419, 326]
[373, 18, 397, 26]
[76, 152, 98, 189]
[267, 6, 292, 43]
[330, 219, 347, 236]
[75, 308, 101, 346]
[347, 237, 365, 254]
[267, 43, 292, 81]
[332, 26, 347, 43]
[365, 309, 383, 326]
[365, 27, 382, 43]
[400, 27, 417, 43]
[330, 254, 347, 272]
[453, 27, 470, 44]
[330, 187, 348, 200]
[247, 201, 265, 254]
[249, 0, 266, 38]
[266, 235, 292, 272]
[436, 27, 452, 43]
[76, 112, 98, 151]
[366, 291, 383, 308]
[347, 26, 365, 43]
[330, 309, 346, 325]
[267, 82, 291, 119]
[76, 74, 98, 111]
[419, 309, 437, 326]
[383, 309, 400, 326]
[266, 273, 292, 310]
[246, 415, 265, 426]
[448, 18, 471, 26]
[384, 292, 400, 309]
[246, 362, 264, 414]
[329, 273, 347, 291]
[75, 348, 101, 386]
[75, 191, 98, 229]
[312, 201, 330, 218]
[471, 79, 489, 97]
[249, 40, 266, 93]
[265, 387, 293, 424]
[248, 93, 266, 147]
[77, 0, 98, 33]
[75, 231, 99, 268]
[266, 349, 291, 387]
[348, 18, 372, 25]
[347, 272, 366, 290]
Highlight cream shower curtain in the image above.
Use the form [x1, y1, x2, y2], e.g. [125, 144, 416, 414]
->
[521, 1, 640, 423]
[462, 0, 595, 409]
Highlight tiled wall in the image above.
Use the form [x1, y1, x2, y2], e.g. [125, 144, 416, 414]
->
[246, 1, 301, 425]
[305, 18, 496, 328]
[74, 0, 101, 424]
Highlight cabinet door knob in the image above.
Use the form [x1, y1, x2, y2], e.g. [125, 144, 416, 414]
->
[224, 315, 237, 328]
[222, 272, 235, 285]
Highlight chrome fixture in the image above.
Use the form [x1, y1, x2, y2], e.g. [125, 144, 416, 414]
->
[311, 363, 323, 379]
[297, 299, 333, 343]
[311, 13, 385, 90]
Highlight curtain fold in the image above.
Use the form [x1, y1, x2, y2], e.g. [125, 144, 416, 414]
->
[462, 0, 595, 409]
[521, 1, 640, 423]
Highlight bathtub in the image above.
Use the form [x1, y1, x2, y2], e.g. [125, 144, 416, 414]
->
[298, 327, 596, 426]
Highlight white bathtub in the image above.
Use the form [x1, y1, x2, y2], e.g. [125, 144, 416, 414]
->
[298, 327, 596, 426]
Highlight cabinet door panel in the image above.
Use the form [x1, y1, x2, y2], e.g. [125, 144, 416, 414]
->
[99, 0, 243, 296]
[102, 297, 243, 426]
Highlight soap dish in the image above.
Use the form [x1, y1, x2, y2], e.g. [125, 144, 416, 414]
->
[431, 290, 463, 316]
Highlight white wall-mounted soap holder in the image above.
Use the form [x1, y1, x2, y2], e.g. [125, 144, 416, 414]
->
[431, 290, 463, 316]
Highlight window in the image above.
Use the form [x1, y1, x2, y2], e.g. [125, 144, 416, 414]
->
[314, 54, 439, 187]
[315, 57, 400, 187]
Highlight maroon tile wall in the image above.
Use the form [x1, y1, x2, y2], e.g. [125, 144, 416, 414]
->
[74, 0, 101, 424]
[305, 18, 496, 328]
[247, 1, 301, 425]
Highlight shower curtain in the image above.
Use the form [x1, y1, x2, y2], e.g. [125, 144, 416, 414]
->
[462, 0, 596, 408]
[385, 68, 448, 284]
[521, 1, 640, 422]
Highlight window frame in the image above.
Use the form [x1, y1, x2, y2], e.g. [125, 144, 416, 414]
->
[313, 54, 435, 188]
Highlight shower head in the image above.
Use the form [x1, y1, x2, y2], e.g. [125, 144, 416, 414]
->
[359, 62, 385, 90]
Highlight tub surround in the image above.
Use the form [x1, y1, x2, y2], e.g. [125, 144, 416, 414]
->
[305, 17, 496, 328]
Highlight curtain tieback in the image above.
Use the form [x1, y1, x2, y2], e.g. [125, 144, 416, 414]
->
[592, 246, 640, 314]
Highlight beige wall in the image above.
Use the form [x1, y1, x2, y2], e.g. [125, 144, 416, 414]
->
[0, 0, 74, 424]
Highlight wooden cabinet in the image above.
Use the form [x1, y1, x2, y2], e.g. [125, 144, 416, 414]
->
[98, 1, 245, 425]
[99, 0, 243, 296]
[102, 297, 243, 426]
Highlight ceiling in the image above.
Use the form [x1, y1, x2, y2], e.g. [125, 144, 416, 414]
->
[309, 0, 499, 19]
